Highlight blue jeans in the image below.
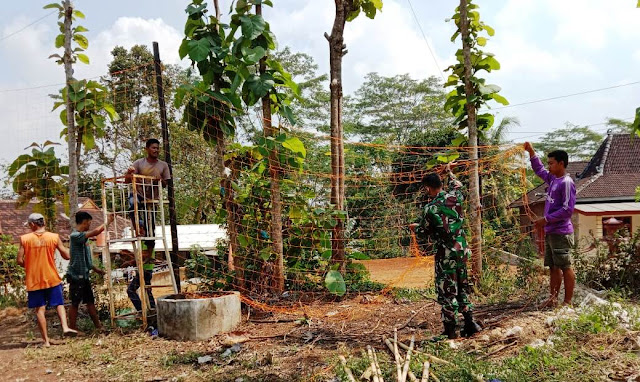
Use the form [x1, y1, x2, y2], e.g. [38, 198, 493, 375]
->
[127, 270, 155, 311]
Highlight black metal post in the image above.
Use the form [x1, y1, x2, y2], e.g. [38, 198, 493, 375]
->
[153, 41, 181, 293]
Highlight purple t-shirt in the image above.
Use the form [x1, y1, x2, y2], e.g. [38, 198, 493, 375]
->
[531, 155, 576, 235]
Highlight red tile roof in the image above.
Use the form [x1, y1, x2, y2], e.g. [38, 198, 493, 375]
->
[0, 197, 128, 243]
[509, 161, 589, 207]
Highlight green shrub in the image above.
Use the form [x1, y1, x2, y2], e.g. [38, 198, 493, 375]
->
[0, 235, 25, 307]
[574, 228, 640, 294]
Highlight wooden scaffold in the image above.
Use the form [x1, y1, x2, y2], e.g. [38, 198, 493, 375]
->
[100, 174, 178, 328]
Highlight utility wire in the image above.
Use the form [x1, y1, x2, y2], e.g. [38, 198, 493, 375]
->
[405, 0, 446, 82]
[492, 81, 640, 110]
[0, 11, 57, 44]
[0, 82, 64, 93]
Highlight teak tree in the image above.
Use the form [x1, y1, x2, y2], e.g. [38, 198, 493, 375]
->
[325, 0, 382, 274]
[45, 1, 117, 225]
[444, 0, 508, 278]
[178, 0, 301, 292]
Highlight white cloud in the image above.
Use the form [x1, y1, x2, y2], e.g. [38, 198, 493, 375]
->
[0, 17, 183, 165]
[268, 0, 449, 93]
[76, 17, 183, 79]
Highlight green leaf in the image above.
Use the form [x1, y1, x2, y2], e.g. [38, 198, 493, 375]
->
[280, 105, 296, 126]
[76, 53, 89, 64]
[350, 252, 370, 260]
[491, 93, 509, 105]
[186, 3, 206, 15]
[244, 73, 274, 104]
[325, 270, 346, 297]
[59, 109, 67, 126]
[477, 37, 487, 46]
[259, 248, 272, 261]
[55, 34, 64, 48]
[187, 38, 211, 62]
[452, 134, 467, 147]
[436, 152, 460, 163]
[282, 137, 306, 158]
[73, 34, 89, 49]
[483, 25, 495, 36]
[178, 39, 190, 59]
[241, 45, 266, 64]
[240, 14, 266, 40]
[238, 234, 248, 247]
[478, 84, 501, 95]
[103, 103, 118, 121]
[72, 10, 85, 19]
[43, 3, 63, 10]
[321, 250, 332, 260]
[346, 7, 361, 21]
[74, 25, 89, 33]
[631, 107, 640, 138]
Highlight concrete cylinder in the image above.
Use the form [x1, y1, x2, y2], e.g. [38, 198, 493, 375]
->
[157, 291, 241, 341]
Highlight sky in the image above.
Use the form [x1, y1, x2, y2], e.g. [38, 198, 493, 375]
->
[0, 0, 639, 168]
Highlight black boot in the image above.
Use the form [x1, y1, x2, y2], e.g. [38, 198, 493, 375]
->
[461, 312, 482, 338]
[432, 322, 458, 341]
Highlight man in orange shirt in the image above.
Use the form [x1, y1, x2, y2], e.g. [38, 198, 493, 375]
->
[17, 213, 78, 346]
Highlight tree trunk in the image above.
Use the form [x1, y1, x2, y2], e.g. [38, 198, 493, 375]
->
[63, 0, 77, 229]
[256, 4, 284, 293]
[326, 0, 351, 273]
[459, 0, 483, 278]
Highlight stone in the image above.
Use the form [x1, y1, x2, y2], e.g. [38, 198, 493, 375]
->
[504, 326, 523, 337]
[528, 339, 545, 348]
[157, 291, 241, 341]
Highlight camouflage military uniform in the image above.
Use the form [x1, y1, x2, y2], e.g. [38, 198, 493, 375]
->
[416, 173, 473, 326]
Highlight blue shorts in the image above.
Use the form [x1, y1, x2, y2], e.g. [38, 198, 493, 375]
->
[27, 283, 65, 308]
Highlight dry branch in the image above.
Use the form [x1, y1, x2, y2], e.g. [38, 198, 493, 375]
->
[420, 361, 430, 382]
[401, 335, 415, 382]
[338, 355, 356, 382]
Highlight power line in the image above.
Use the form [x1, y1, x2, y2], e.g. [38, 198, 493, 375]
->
[405, 0, 446, 82]
[0, 11, 57, 44]
[506, 117, 634, 141]
[493, 81, 640, 110]
[0, 82, 64, 93]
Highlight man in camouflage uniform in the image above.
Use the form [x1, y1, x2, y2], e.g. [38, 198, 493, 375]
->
[410, 165, 482, 339]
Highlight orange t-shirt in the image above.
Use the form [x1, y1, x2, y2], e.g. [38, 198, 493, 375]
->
[20, 231, 62, 291]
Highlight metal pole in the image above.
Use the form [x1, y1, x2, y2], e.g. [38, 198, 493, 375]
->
[153, 41, 181, 293]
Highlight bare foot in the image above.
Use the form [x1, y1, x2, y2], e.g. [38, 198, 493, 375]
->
[562, 301, 573, 307]
[539, 298, 558, 309]
[63, 329, 78, 337]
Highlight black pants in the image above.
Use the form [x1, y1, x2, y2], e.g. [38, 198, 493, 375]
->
[69, 278, 95, 307]
[127, 270, 155, 311]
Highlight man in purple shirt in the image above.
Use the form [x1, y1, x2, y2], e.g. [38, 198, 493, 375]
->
[524, 142, 576, 307]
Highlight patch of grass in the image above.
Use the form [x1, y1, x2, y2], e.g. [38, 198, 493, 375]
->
[499, 346, 584, 382]
[67, 342, 93, 363]
[345, 263, 385, 293]
[392, 287, 436, 302]
[555, 304, 620, 336]
[0, 294, 24, 308]
[161, 350, 204, 367]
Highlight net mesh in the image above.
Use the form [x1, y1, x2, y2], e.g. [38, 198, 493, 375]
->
[1, 60, 543, 319]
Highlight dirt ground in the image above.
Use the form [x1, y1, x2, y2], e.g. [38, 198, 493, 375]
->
[0, 258, 580, 381]
[357, 257, 435, 288]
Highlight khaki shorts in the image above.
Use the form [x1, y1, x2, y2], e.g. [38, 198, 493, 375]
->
[544, 233, 574, 269]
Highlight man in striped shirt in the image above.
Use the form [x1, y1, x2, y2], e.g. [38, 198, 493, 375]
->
[524, 142, 576, 307]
